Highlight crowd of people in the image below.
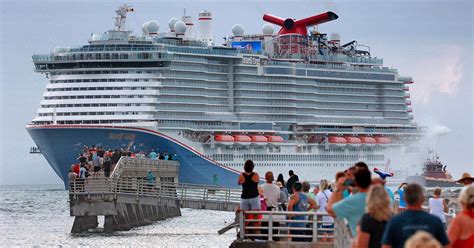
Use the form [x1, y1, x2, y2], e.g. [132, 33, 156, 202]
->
[238, 159, 474, 248]
[67, 145, 177, 182]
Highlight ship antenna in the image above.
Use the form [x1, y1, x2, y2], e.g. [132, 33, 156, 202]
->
[114, 4, 134, 31]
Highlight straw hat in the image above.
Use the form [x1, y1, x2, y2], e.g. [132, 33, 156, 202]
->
[276, 181, 283, 187]
[457, 173, 474, 184]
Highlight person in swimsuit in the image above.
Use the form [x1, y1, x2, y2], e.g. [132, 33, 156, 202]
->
[448, 185, 474, 248]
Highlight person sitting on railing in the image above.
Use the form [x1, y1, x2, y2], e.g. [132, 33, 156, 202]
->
[287, 181, 318, 242]
[356, 184, 393, 248]
[447, 185, 474, 248]
[327, 163, 372, 238]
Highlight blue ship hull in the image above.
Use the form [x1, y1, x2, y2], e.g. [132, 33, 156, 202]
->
[27, 125, 241, 189]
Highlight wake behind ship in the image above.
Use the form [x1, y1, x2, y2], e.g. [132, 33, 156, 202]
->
[27, 5, 423, 188]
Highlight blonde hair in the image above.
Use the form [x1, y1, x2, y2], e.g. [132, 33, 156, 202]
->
[459, 185, 474, 210]
[366, 185, 392, 221]
[404, 231, 442, 248]
[320, 179, 329, 191]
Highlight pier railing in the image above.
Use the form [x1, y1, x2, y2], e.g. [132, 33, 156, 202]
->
[238, 210, 336, 243]
[69, 178, 241, 211]
[110, 156, 179, 180]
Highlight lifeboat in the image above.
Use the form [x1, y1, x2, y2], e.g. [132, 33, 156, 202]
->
[251, 135, 267, 146]
[345, 136, 362, 146]
[404, 81, 414, 84]
[328, 136, 347, 146]
[266, 135, 284, 144]
[233, 135, 251, 145]
[360, 136, 376, 146]
[214, 134, 234, 146]
[405, 101, 412, 106]
[375, 137, 391, 145]
[403, 87, 410, 91]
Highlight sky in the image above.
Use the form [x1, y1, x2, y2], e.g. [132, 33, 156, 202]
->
[0, 0, 472, 185]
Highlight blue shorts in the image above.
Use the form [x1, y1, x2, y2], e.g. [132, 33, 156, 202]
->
[240, 196, 260, 211]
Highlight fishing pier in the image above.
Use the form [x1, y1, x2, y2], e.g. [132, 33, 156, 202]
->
[68, 157, 347, 247]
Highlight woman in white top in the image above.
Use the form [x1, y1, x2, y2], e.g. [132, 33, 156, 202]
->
[428, 188, 447, 229]
[316, 179, 334, 230]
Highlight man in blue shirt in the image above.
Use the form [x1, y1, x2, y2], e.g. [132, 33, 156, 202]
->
[327, 163, 372, 237]
[381, 183, 449, 248]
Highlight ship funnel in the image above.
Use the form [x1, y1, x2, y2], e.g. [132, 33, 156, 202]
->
[182, 15, 194, 38]
[263, 11, 338, 36]
[198, 10, 214, 46]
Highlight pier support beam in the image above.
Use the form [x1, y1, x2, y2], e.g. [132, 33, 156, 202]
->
[71, 215, 98, 233]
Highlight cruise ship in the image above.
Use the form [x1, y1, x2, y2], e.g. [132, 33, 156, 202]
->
[27, 5, 423, 188]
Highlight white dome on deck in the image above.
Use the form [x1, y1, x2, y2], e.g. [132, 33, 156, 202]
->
[168, 18, 179, 31]
[146, 20, 159, 34]
[262, 24, 274, 35]
[174, 21, 187, 34]
[142, 21, 150, 34]
[232, 24, 244, 37]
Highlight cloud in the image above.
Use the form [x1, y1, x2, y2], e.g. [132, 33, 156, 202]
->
[410, 45, 464, 104]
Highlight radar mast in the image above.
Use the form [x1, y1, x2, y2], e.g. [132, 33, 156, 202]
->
[114, 4, 134, 31]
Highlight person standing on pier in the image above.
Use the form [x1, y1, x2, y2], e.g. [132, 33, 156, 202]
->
[316, 179, 333, 238]
[356, 184, 392, 248]
[397, 183, 408, 213]
[327, 165, 372, 238]
[261, 171, 280, 211]
[286, 170, 299, 194]
[457, 173, 474, 187]
[428, 188, 448, 229]
[238, 160, 261, 234]
[381, 183, 449, 248]
[447, 185, 474, 247]
[287, 181, 318, 242]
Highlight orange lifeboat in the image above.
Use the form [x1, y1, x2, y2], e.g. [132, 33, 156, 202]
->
[234, 135, 251, 145]
[251, 135, 267, 146]
[266, 135, 284, 144]
[214, 134, 234, 146]
[360, 136, 376, 146]
[375, 137, 391, 145]
[328, 136, 347, 146]
[345, 136, 362, 146]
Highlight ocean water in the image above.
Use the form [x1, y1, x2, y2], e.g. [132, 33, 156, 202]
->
[0, 184, 236, 247]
